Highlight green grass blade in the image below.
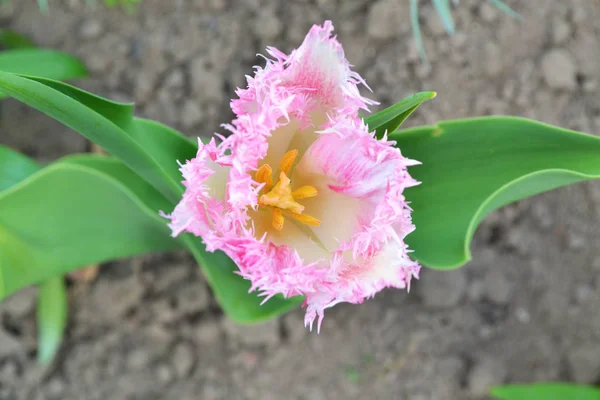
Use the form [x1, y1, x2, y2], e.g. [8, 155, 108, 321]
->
[488, 0, 522, 20]
[410, 0, 427, 62]
[432, 0, 455, 34]
[490, 383, 600, 400]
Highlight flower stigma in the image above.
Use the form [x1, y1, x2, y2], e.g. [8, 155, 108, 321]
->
[255, 149, 320, 231]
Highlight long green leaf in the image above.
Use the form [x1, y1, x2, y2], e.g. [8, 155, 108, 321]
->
[490, 383, 600, 400]
[364, 91, 436, 139]
[0, 30, 36, 49]
[37, 276, 67, 364]
[0, 145, 40, 191]
[0, 157, 182, 299]
[392, 117, 600, 269]
[0, 49, 87, 81]
[0, 73, 190, 203]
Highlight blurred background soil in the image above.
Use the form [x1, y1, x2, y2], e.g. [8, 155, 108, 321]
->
[1, 0, 600, 399]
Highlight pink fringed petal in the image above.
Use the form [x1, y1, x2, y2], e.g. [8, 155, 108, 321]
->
[165, 21, 421, 331]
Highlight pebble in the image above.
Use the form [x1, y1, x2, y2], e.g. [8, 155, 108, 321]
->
[541, 49, 577, 91]
[0, 328, 21, 358]
[366, 0, 408, 40]
[0, 287, 36, 318]
[483, 269, 513, 305]
[515, 307, 531, 323]
[127, 349, 151, 370]
[567, 342, 600, 383]
[173, 283, 210, 315]
[196, 322, 221, 344]
[416, 269, 467, 308]
[479, 2, 499, 23]
[467, 358, 507, 397]
[80, 19, 103, 40]
[552, 18, 571, 45]
[91, 275, 142, 320]
[172, 342, 195, 377]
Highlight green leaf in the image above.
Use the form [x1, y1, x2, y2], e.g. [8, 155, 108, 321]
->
[0, 30, 36, 49]
[392, 117, 600, 269]
[0, 49, 87, 80]
[0, 73, 195, 203]
[490, 383, 600, 400]
[0, 145, 40, 192]
[37, 276, 67, 364]
[0, 156, 182, 299]
[364, 91, 436, 139]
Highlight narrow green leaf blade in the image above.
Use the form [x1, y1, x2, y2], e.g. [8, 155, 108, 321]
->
[490, 383, 600, 400]
[0, 145, 40, 192]
[0, 158, 183, 299]
[37, 276, 67, 364]
[392, 117, 600, 269]
[488, 0, 522, 20]
[410, 0, 427, 62]
[0, 49, 87, 81]
[365, 91, 436, 139]
[433, 0, 455, 34]
[0, 73, 184, 202]
[0, 30, 36, 49]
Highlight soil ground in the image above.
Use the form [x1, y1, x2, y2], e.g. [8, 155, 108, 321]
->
[1, 0, 600, 399]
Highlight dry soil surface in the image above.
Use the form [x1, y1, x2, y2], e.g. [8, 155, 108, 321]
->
[1, 0, 600, 399]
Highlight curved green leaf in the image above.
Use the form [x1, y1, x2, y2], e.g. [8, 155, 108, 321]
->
[490, 383, 600, 400]
[365, 91, 436, 139]
[0, 49, 87, 81]
[0, 157, 182, 299]
[37, 276, 67, 364]
[392, 117, 600, 269]
[0, 30, 36, 49]
[0, 145, 40, 191]
[0, 73, 195, 203]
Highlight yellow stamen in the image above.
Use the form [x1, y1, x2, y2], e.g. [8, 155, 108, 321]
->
[255, 164, 273, 191]
[257, 149, 321, 230]
[279, 149, 298, 176]
[291, 185, 318, 199]
[272, 208, 284, 231]
[260, 172, 305, 214]
[291, 213, 321, 226]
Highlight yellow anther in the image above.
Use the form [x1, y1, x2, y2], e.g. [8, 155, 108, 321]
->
[255, 164, 273, 191]
[257, 149, 320, 230]
[291, 213, 321, 226]
[279, 149, 298, 176]
[272, 208, 284, 231]
[291, 185, 318, 200]
[259, 172, 305, 214]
